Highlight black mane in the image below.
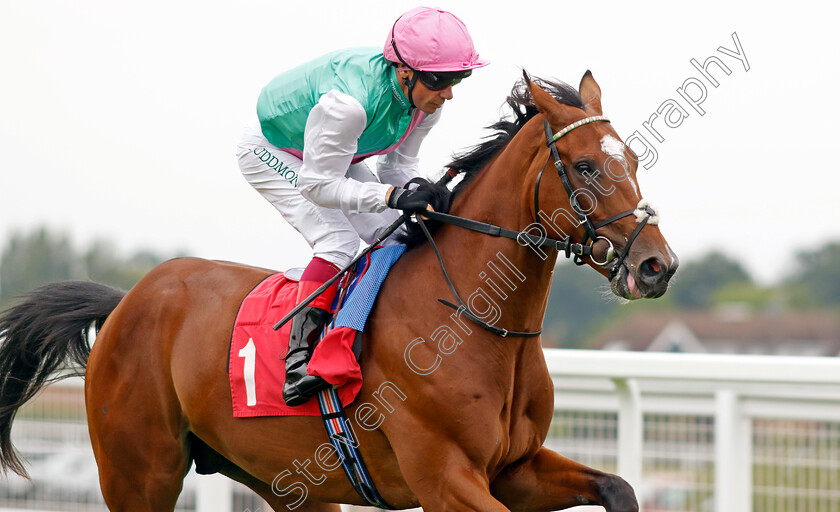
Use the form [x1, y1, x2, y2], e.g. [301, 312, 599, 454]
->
[398, 72, 585, 247]
[449, 73, 585, 197]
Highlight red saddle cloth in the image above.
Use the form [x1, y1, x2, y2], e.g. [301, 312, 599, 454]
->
[228, 273, 361, 417]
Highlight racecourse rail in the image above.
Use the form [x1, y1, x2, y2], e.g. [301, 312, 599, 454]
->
[3, 349, 840, 512]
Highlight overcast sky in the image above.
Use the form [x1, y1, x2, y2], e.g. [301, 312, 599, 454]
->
[1, 0, 837, 285]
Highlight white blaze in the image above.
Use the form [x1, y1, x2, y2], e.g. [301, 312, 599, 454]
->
[600, 134, 639, 197]
[600, 134, 624, 157]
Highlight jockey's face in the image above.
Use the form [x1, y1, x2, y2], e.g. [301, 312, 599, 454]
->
[411, 76, 454, 115]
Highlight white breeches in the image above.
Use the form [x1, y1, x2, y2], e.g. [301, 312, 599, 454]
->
[237, 121, 404, 268]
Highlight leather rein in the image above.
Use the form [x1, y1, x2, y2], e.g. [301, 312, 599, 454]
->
[417, 115, 659, 338]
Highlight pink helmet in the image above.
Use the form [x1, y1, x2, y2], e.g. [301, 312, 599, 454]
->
[383, 7, 489, 72]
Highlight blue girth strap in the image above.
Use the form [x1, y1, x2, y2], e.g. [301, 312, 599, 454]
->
[316, 387, 393, 509]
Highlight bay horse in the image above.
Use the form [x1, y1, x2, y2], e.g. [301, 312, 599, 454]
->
[0, 72, 677, 511]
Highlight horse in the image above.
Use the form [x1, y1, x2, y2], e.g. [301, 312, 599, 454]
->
[0, 72, 677, 511]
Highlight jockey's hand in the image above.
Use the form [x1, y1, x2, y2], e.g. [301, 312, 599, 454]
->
[387, 187, 435, 214]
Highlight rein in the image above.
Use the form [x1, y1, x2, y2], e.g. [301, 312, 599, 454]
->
[416, 215, 540, 338]
[417, 115, 660, 338]
[421, 210, 593, 258]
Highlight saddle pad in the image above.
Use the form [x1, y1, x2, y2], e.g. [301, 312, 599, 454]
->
[228, 273, 346, 416]
[228, 244, 406, 417]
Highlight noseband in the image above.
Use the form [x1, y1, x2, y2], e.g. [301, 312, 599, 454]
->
[537, 117, 659, 279]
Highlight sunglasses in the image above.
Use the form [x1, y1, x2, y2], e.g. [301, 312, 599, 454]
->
[415, 70, 472, 91]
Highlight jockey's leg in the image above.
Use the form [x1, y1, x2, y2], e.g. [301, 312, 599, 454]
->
[282, 257, 338, 405]
[237, 124, 361, 405]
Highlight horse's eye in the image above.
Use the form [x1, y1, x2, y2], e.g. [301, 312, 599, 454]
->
[574, 162, 591, 174]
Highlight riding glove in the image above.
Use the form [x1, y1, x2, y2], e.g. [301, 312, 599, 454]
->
[387, 187, 434, 213]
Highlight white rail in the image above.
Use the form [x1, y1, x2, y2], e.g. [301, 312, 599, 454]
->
[545, 349, 840, 385]
[545, 349, 840, 512]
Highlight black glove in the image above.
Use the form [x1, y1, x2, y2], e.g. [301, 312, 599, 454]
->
[387, 187, 434, 213]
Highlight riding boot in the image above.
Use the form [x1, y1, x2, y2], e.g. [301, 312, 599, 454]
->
[282, 257, 339, 406]
[282, 305, 332, 406]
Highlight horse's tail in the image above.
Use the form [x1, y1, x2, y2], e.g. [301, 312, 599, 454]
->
[0, 281, 125, 477]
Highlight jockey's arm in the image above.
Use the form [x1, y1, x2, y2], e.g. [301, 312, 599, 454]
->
[376, 108, 441, 188]
[297, 90, 391, 215]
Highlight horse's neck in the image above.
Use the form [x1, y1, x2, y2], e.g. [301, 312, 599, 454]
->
[434, 122, 559, 335]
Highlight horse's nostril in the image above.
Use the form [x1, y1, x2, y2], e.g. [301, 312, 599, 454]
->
[640, 258, 665, 282]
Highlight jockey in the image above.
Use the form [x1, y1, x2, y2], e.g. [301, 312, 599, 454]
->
[237, 7, 488, 406]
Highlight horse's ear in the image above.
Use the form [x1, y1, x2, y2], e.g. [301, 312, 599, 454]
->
[529, 78, 579, 127]
[528, 77, 561, 117]
[579, 70, 603, 115]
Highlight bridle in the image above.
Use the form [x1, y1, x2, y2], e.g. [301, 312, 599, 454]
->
[417, 114, 660, 337]
[536, 116, 659, 280]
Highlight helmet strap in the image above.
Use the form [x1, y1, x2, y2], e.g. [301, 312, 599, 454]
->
[405, 72, 419, 108]
[391, 17, 420, 109]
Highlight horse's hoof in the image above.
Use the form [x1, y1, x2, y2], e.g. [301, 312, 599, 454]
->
[597, 474, 639, 512]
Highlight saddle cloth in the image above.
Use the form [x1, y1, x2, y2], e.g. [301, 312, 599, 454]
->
[228, 245, 405, 417]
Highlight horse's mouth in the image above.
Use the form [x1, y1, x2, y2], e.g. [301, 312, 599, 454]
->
[610, 264, 643, 300]
[610, 263, 670, 300]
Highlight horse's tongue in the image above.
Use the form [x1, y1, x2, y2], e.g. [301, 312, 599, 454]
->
[627, 273, 640, 298]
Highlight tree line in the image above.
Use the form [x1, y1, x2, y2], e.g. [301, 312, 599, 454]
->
[0, 227, 175, 308]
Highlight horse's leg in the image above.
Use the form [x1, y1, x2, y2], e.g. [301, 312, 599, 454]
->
[401, 456, 510, 511]
[87, 395, 190, 511]
[381, 424, 509, 512]
[86, 310, 192, 511]
[490, 447, 638, 512]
